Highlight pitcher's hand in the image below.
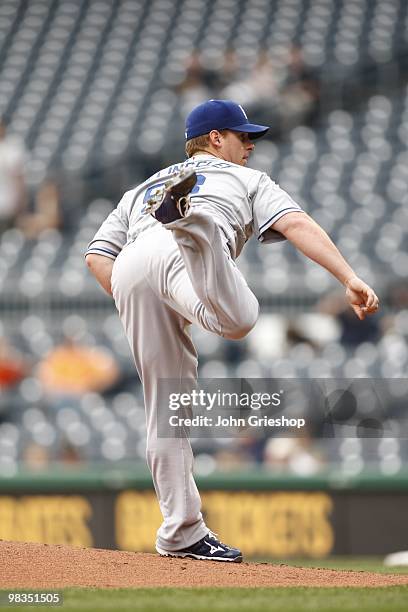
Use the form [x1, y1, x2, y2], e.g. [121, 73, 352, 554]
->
[345, 276, 380, 320]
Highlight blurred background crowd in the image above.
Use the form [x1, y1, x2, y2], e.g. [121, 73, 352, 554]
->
[0, 0, 407, 477]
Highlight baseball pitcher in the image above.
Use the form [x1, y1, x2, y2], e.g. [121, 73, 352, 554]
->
[85, 100, 379, 562]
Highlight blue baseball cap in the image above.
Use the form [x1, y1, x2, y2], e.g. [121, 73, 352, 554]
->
[185, 99, 269, 141]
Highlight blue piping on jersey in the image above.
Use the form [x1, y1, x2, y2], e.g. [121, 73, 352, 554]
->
[259, 207, 302, 233]
[88, 238, 123, 250]
[86, 247, 118, 258]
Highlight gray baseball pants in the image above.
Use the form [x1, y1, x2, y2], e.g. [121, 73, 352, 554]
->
[111, 212, 259, 552]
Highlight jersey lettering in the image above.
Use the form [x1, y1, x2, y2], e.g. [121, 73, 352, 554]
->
[191, 174, 206, 194]
[195, 160, 213, 167]
[167, 164, 182, 175]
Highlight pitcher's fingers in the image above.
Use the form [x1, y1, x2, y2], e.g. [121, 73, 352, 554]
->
[366, 293, 375, 308]
[367, 292, 379, 308]
[353, 305, 365, 320]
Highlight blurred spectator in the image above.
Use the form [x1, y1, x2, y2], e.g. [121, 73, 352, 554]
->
[263, 433, 324, 475]
[37, 336, 120, 399]
[381, 281, 408, 334]
[22, 442, 50, 471]
[286, 322, 320, 350]
[237, 435, 266, 465]
[213, 447, 249, 471]
[220, 50, 282, 123]
[211, 48, 241, 92]
[318, 290, 381, 347]
[0, 335, 29, 390]
[176, 46, 320, 139]
[176, 51, 213, 115]
[279, 45, 321, 131]
[0, 119, 27, 233]
[16, 179, 61, 239]
[223, 338, 248, 364]
[58, 440, 83, 466]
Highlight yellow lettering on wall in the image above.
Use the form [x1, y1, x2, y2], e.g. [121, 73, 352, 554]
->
[113, 490, 334, 556]
[202, 491, 334, 557]
[0, 496, 93, 547]
[115, 491, 161, 551]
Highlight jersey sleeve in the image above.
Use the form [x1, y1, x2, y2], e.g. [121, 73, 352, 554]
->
[85, 191, 132, 260]
[251, 173, 304, 244]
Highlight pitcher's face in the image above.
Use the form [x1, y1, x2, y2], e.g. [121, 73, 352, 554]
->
[217, 130, 255, 166]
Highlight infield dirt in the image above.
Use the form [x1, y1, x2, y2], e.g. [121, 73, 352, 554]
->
[1, 540, 408, 589]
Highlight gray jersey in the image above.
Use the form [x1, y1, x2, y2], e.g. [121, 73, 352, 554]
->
[86, 154, 303, 261]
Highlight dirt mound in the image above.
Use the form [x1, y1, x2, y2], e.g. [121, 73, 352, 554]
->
[1, 540, 407, 589]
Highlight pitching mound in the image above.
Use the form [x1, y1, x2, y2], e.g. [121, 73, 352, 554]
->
[1, 540, 408, 589]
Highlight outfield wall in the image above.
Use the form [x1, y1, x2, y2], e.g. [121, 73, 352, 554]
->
[0, 468, 407, 557]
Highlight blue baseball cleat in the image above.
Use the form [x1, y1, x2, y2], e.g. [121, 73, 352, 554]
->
[145, 168, 197, 224]
[156, 531, 243, 563]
